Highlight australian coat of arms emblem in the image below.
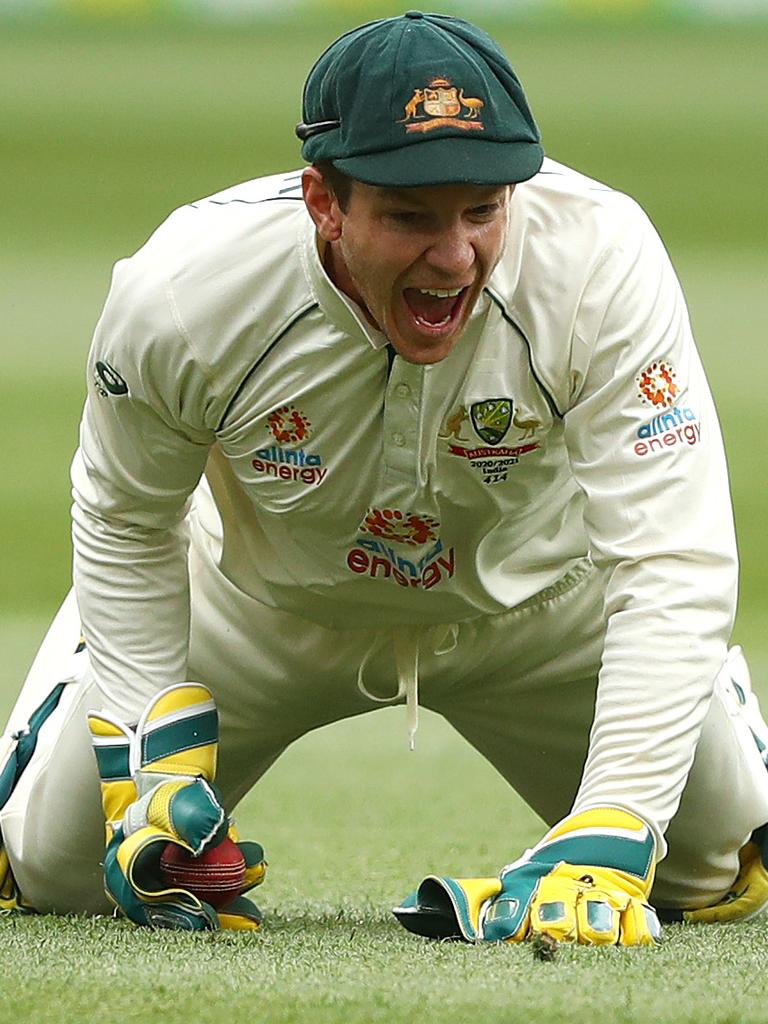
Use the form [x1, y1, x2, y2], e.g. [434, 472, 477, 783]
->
[400, 77, 485, 134]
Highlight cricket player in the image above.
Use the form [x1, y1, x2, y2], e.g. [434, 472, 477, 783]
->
[2, 11, 768, 944]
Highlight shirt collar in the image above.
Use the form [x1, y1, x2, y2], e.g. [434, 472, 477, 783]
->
[299, 217, 389, 351]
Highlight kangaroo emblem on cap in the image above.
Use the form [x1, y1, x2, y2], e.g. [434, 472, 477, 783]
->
[400, 78, 484, 133]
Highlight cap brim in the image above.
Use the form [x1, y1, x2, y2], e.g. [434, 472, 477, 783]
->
[331, 137, 544, 188]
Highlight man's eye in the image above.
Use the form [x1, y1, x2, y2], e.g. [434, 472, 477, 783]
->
[470, 203, 500, 218]
[387, 211, 422, 225]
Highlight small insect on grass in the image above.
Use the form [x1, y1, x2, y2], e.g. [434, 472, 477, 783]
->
[530, 932, 559, 963]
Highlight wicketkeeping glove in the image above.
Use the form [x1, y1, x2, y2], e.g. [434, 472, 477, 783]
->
[88, 682, 266, 931]
[394, 808, 661, 946]
[658, 825, 768, 927]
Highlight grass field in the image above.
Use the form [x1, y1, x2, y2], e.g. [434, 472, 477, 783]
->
[1, 15, 767, 1024]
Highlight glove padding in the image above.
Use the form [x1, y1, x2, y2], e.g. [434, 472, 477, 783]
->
[89, 682, 266, 931]
[394, 808, 661, 947]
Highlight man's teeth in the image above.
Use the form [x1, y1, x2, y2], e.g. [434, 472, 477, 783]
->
[415, 314, 451, 327]
[418, 287, 463, 298]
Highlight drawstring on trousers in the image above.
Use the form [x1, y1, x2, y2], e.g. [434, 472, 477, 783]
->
[357, 624, 459, 749]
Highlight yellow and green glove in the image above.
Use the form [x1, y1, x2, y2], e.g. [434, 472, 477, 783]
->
[394, 808, 661, 946]
[658, 826, 768, 926]
[88, 682, 266, 931]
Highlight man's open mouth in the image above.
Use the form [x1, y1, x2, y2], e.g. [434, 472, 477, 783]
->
[402, 286, 468, 334]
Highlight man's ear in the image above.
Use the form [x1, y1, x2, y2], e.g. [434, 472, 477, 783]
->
[303, 166, 344, 242]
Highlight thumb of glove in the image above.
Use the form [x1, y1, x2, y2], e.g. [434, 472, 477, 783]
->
[481, 861, 552, 942]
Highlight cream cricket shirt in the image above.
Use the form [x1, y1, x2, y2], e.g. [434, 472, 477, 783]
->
[71, 159, 738, 842]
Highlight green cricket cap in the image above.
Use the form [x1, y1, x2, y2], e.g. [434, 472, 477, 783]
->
[296, 10, 544, 187]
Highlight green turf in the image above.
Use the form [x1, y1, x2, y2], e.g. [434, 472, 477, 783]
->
[4, 703, 768, 1024]
[4, 906, 768, 1024]
[1, 17, 767, 1024]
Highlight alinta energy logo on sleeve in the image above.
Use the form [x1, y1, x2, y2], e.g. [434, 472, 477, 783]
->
[346, 507, 456, 591]
[440, 398, 541, 484]
[251, 403, 328, 485]
[632, 361, 700, 457]
[636, 361, 679, 409]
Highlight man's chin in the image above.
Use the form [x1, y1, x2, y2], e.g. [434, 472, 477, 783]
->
[388, 334, 461, 365]
[386, 314, 469, 364]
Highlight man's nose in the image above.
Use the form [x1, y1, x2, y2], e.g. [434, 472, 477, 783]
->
[424, 227, 475, 277]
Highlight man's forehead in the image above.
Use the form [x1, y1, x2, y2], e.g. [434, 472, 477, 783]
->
[365, 182, 509, 204]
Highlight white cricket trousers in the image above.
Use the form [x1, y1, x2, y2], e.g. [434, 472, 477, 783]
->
[2, 554, 768, 915]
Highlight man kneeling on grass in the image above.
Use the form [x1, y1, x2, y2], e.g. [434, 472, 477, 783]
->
[2, 11, 768, 945]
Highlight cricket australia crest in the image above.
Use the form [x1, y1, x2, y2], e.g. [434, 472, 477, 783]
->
[470, 399, 512, 445]
[442, 397, 542, 485]
[400, 77, 485, 134]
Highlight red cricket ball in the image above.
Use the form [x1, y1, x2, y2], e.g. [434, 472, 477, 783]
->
[159, 836, 246, 910]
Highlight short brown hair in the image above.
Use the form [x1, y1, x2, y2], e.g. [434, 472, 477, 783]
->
[314, 161, 354, 212]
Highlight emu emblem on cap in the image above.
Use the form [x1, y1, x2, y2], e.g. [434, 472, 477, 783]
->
[400, 78, 484, 134]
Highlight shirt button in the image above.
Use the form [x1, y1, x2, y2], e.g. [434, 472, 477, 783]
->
[392, 432, 406, 447]
[395, 383, 410, 397]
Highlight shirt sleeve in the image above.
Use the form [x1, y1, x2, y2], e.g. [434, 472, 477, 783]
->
[563, 200, 738, 851]
[71, 253, 215, 720]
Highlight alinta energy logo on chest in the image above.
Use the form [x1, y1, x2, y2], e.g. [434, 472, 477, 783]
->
[360, 508, 440, 547]
[251, 404, 328, 486]
[440, 399, 541, 484]
[632, 361, 700, 457]
[399, 78, 485, 134]
[346, 507, 456, 591]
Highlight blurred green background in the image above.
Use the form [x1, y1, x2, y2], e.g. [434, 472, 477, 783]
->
[1, 10, 766, 709]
